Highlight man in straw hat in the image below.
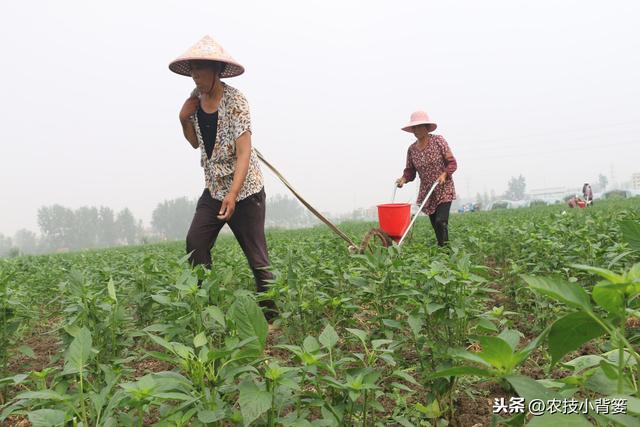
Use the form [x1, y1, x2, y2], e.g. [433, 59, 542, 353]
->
[170, 35, 277, 321]
[396, 111, 458, 246]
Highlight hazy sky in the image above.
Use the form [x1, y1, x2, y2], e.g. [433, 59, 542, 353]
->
[1, 0, 639, 236]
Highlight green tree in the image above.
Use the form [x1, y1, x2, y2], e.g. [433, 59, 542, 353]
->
[504, 175, 526, 201]
[151, 197, 196, 240]
[0, 234, 14, 258]
[116, 208, 140, 245]
[37, 204, 75, 250]
[98, 207, 117, 247]
[598, 173, 608, 191]
[74, 206, 100, 249]
[13, 229, 39, 255]
[266, 194, 315, 228]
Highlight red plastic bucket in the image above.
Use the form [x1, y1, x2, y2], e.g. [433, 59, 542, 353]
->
[377, 203, 411, 238]
[577, 200, 587, 208]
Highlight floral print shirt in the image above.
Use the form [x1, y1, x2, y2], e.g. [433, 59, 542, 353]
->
[190, 82, 264, 202]
[402, 134, 457, 215]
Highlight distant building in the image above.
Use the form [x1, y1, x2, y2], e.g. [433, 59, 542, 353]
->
[527, 187, 580, 203]
[633, 173, 640, 190]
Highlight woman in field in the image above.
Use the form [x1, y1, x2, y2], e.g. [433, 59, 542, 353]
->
[169, 35, 276, 320]
[395, 111, 458, 246]
[583, 183, 593, 206]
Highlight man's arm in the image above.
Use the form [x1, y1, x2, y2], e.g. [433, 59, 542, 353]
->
[179, 96, 200, 149]
[229, 131, 252, 196]
[180, 119, 199, 149]
[217, 131, 251, 220]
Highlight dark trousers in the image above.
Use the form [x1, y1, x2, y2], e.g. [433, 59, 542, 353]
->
[186, 188, 275, 311]
[429, 202, 451, 246]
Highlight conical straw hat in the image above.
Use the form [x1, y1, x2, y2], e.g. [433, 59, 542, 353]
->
[169, 35, 244, 78]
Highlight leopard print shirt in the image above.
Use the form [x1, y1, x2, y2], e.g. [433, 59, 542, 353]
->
[190, 82, 264, 202]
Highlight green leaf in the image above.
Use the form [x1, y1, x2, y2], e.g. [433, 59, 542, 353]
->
[477, 336, 516, 372]
[426, 303, 445, 314]
[27, 409, 67, 427]
[597, 413, 640, 427]
[146, 333, 174, 353]
[415, 400, 441, 418]
[204, 305, 226, 327]
[346, 328, 368, 346]
[393, 370, 420, 386]
[498, 329, 521, 351]
[562, 355, 605, 373]
[229, 296, 268, 354]
[319, 324, 339, 349]
[620, 219, 640, 251]
[607, 395, 640, 414]
[303, 336, 321, 353]
[476, 318, 498, 332]
[593, 282, 625, 316]
[18, 345, 36, 359]
[153, 392, 195, 401]
[392, 417, 416, 427]
[239, 380, 271, 426]
[390, 382, 413, 392]
[151, 294, 172, 305]
[514, 327, 549, 366]
[407, 315, 424, 337]
[193, 332, 207, 348]
[505, 375, 560, 402]
[527, 413, 593, 427]
[585, 365, 636, 395]
[63, 326, 93, 375]
[428, 366, 494, 380]
[451, 349, 492, 367]
[107, 278, 117, 302]
[287, 419, 314, 427]
[16, 390, 69, 401]
[570, 264, 626, 284]
[521, 275, 592, 311]
[197, 409, 226, 423]
[548, 311, 606, 366]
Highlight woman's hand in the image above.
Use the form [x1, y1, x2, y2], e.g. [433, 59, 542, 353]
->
[438, 172, 447, 185]
[179, 96, 200, 122]
[217, 192, 237, 221]
[396, 177, 406, 188]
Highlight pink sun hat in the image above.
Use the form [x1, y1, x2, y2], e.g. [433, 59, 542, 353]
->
[401, 111, 438, 133]
[169, 35, 245, 78]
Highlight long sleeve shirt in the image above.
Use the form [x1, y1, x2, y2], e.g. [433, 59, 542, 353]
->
[402, 134, 457, 215]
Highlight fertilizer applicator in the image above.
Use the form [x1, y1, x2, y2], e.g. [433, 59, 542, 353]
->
[377, 180, 439, 247]
[256, 149, 439, 252]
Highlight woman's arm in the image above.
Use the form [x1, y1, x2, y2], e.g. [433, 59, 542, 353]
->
[397, 147, 416, 187]
[179, 96, 200, 149]
[217, 131, 251, 221]
[402, 147, 417, 182]
[439, 136, 457, 177]
[180, 119, 199, 149]
[229, 132, 252, 196]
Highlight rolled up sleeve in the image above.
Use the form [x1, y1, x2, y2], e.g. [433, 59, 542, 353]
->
[231, 92, 252, 143]
[439, 136, 458, 176]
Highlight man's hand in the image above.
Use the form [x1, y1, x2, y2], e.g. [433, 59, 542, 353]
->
[179, 96, 200, 123]
[217, 192, 237, 221]
[396, 177, 406, 188]
[438, 172, 447, 185]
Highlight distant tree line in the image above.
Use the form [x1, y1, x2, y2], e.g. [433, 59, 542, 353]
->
[0, 206, 145, 257]
[0, 194, 325, 258]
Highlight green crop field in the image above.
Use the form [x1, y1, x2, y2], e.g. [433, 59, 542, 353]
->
[1, 199, 640, 426]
